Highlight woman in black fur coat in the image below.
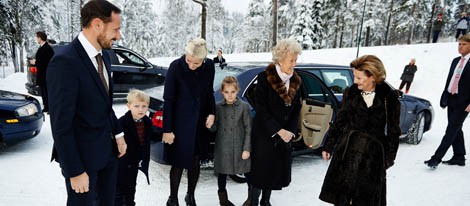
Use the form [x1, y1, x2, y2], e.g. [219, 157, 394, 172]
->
[319, 55, 401, 206]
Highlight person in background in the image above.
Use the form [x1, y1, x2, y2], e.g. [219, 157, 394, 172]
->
[213, 49, 226, 67]
[455, 12, 469, 40]
[432, 14, 445, 43]
[162, 37, 215, 206]
[47, 0, 127, 205]
[319, 55, 401, 206]
[209, 76, 252, 206]
[425, 34, 470, 169]
[249, 38, 302, 206]
[398, 58, 418, 94]
[115, 89, 152, 206]
[31, 31, 54, 112]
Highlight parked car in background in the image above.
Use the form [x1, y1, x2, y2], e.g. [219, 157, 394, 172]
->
[145, 62, 434, 181]
[0, 90, 43, 148]
[25, 44, 167, 98]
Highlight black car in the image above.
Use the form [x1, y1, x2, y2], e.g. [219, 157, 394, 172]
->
[0, 90, 43, 148]
[147, 62, 434, 149]
[25, 44, 167, 98]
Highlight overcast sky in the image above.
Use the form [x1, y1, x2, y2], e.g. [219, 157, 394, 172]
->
[220, 0, 251, 14]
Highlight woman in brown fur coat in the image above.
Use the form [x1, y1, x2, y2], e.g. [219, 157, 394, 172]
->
[319, 55, 401, 206]
[248, 39, 302, 206]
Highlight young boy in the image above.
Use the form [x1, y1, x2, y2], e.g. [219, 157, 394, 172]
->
[116, 89, 152, 206]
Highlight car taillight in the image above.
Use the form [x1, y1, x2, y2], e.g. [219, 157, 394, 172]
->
[152, 110, 163, 128]
[29, 66, 37, 75]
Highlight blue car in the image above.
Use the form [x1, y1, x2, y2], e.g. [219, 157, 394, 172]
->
[0, 90, 43, 147]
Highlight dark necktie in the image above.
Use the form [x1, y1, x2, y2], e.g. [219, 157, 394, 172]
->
[95, 54, 109, 93]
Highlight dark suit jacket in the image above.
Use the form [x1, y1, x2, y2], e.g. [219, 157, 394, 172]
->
[118, 111, 152, 184]
[440, 56, 470, 108]
[35, 42, 54, 86]
[162, 55, 215, 169]
[213, 56, 225, 64]
[47, 38, 122, 178]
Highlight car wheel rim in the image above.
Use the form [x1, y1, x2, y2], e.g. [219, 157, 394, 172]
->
[417, 114, 425, 143]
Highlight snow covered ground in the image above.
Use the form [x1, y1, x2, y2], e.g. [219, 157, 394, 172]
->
[1, 42, 470, 206]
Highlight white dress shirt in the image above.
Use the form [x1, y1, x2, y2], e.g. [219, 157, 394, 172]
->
[447, 53, 470, 94]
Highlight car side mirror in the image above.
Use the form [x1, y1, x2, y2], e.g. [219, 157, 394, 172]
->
[220, 62, 227, 69]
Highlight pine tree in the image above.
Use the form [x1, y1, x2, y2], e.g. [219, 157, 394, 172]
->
[291, 0, 315, 49]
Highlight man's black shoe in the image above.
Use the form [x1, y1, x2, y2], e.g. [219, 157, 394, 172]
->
[424, 158, 441, 169]
[442, 158, 465, 166]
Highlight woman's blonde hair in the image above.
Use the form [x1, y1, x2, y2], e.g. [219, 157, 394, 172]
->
[127, 89, 150, 104]
[350, 55, 386, 84]
[272, 38, 302, 64]
[185, 37, 208, 60]
[221, 76, 239, 92]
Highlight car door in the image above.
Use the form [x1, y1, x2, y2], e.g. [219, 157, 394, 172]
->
[243, 69, 340, 150]
[109, 48, 164, 93]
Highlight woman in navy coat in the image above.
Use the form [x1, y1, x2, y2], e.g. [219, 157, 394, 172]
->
[162, 37, 216, 206]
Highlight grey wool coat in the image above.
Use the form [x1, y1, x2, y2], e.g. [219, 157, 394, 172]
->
[210, 98, 252, 175]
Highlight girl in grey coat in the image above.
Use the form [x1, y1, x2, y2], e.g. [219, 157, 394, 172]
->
[210, 76, 252, 206]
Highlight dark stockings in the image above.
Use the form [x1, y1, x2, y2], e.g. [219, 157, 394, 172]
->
[169, 156, 201, 198]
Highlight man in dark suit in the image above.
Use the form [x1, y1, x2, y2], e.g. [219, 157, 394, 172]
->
[425, 34, 470, 169]
[46, 1, 127, 205]
[31, 31, 54, 112]
[213, 48, 226, 67]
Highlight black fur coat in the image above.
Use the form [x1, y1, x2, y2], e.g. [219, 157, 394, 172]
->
[319, 83, 401, 206]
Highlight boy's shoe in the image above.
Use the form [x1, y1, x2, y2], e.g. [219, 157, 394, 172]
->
[166, 196, 179, 206]
[424, 158, 441, 169]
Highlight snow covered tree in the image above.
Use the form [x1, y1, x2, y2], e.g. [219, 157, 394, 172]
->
[243, 0, 271, 52]
[291, 0, 315, 49]
[311, 0, 325, 49]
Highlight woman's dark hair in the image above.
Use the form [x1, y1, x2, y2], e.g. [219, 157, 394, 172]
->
[36, 31, 47, 41]
[81, 0, 121, 28]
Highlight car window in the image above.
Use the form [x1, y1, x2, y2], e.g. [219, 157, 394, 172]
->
[319, 69, 353, 94]
[299, 72, 335, 104]
[214, 65, 245, 90]
[114, 49, 146, 67]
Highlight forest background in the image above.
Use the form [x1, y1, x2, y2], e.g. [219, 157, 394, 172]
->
[0, 0, 465, 72]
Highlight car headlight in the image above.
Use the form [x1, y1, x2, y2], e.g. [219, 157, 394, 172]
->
[15, 103, 38, 117]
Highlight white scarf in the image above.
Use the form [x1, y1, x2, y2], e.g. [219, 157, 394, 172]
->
[361, 91, 375, 108]
[275, 64, 293, 90]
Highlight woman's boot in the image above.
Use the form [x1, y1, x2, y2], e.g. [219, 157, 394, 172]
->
[184, 193, 196, 206]
[242, 186, 252, 206]
[218, 190, 235, 206]
[166, 196, 179, 206]
[260, 190, 272, 206]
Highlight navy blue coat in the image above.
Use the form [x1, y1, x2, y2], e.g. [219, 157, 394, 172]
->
[47, 38, 122, 178]
[162, 55, 215, 169]
[118, 111, 152, 184]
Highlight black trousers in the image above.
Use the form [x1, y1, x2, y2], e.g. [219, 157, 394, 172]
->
[432, 96, 469, 161]
[115, 163, 139, 206]
[456, 29, 467, 39]
[432, 31, 441, 43]
[64, 156, 118, 206]
[399, 80, 412, 91]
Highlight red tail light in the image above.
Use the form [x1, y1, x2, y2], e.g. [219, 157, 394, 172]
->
[152, 110, 163, 128]
[29, 66, 38, 75]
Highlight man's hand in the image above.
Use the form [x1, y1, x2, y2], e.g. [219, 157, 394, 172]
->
[70, 172, 89, 194]
[205, 114, 215, 128]
[116, 137, 127, 158]
[162, 132, 175, 144]
[242, 151, 250, 160]
[465, 104, 470, 112]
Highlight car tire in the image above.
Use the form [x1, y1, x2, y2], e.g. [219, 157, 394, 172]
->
[229, 174, 247, 183]
[406, 112, 425, 145]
